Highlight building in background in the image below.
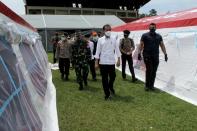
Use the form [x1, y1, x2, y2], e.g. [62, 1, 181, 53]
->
[22, 0, 151, 51]
[25, 0, 150, 22]
[1, 0, 151, 51]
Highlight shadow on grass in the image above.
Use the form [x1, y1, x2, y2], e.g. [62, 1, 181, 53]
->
[112, 94, 135, 103]
[150, 88, 163, 94]
[87, 78, 102, 83]
[122, 78, 144, 85]
[65, 79, 77, 83]
[84, 86, 101, 93]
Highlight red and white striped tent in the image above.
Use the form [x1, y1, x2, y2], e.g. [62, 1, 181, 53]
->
[112, 8, 197, 106]
[113, 8, 197, 31]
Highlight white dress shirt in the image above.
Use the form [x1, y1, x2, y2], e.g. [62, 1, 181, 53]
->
[95, 36, 121, 65]
[88, 40, 94, 60]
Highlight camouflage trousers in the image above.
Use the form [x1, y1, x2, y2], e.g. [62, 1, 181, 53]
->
[74, 63, 89, 84]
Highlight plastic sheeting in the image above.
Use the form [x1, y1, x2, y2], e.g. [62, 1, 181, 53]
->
[113, 25, 197, 106]
[0, 12, 59, 131]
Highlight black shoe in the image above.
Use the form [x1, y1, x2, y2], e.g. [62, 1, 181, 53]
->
[132, 78, 138, 83]
[104, 95, 110, 100]
[150, 87, 155, 91]
[65, 76, 69, 81]
[84, 81, 88, 86]
[110, 89, 115, 96]
[92, 78, 97, 81]
[122, 76, 126, 80]
[144, 87, 150, 91]
[79, 83, 83, 90]
[61, 74, 64, 80]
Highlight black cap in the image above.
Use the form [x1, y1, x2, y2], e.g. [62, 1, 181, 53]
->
[123, 30, 130, 35]
[64, 32, 68, 37]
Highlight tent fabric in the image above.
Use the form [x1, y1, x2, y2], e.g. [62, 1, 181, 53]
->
[0, 2, 59, 131]
[21, 15, 125, 29]
[112, 8, 197, 106]
[20, 15, 45, 29]
[113, 8, 197, 31]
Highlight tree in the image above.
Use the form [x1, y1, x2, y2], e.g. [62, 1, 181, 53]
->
[139, 13, 146, 18]
[166, 11, 171, 14]
[149, 9, 157, 16]
[139, 13, 149, 18]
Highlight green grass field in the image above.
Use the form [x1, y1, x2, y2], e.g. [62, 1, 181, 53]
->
[48, 53, 197, 131]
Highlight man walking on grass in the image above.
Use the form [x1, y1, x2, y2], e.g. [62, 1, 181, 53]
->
[56, 32, 72, 81]
[95, 24, 121, 100]
[119, 30, 137, 82]
[138, 23, 168, 91]
[72, 31, 91, 90]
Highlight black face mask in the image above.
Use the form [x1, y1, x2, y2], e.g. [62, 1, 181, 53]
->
[149, 28, 156, 33]
[124, 35, 128, 38]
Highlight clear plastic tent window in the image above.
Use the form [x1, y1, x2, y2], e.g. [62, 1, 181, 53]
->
[0, 13, 59, 131]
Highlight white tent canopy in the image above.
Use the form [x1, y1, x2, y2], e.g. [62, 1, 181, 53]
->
[21, 15, 125, 29]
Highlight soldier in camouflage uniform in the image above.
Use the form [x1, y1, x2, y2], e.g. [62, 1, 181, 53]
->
[72, 32, 91, 90]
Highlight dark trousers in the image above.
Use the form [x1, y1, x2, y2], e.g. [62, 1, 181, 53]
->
[53, 47, 56, 63]
[59, 58, 70, 77]
[100, 65, 116, 97]
[143, 55, 159, 89]
[75, 64, 89, 85]
[89, 59, 96, 79]
[121, 54, 135, 79]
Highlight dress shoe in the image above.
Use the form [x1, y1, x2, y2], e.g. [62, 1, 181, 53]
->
[61, 74, 64, 80]
[84, 81, 88, 86]
[65, 76, 69, 81]
[79, 83, 83, 90]
[132, 78, 138, 83]
[105, 95, 111, 100]
[144, 87, 150, 91]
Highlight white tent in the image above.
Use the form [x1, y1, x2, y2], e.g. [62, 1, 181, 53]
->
[112, 8, 197, 106]
[21, 15, 125, 29]
[0, 2, 58, 131]
[21, 14, 125, 51]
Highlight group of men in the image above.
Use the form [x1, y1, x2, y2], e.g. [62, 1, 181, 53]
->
[51, 23, 168, 100]
[51, 31, 99, 90]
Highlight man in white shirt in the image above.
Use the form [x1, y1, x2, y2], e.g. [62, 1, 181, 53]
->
[85, 34, 97, 81]
[95, 24, 121, 100]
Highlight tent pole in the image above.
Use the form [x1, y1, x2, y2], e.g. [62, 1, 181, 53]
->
[42, 14, 48, 51]
[44, 29, 48, 52]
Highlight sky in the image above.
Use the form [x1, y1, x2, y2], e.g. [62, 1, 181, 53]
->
[139, 0, 197, 15]
[1, 0, 26, 15]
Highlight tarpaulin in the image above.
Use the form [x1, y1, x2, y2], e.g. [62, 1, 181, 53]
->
[0, 2, 59, 131]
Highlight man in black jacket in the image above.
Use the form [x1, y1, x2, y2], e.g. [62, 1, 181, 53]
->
[138, 23, 168, 91]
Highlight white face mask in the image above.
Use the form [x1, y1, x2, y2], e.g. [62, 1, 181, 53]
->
[93, 36, 98, 41]
[105, 31, 111, 37]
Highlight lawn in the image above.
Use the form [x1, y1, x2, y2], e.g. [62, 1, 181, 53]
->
[48, 53, 197, 131]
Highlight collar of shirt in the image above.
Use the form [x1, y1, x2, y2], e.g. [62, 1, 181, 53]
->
[105, 36, 110, 39]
